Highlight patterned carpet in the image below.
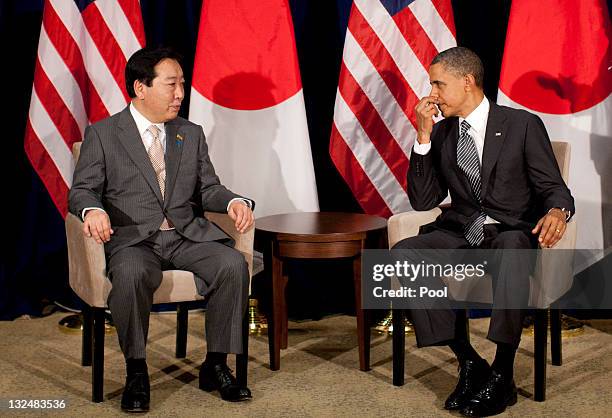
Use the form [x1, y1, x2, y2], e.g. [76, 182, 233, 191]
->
[1, 311, 611, 417]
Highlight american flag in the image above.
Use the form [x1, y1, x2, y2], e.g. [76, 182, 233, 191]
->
[330, 0, 456, 217]
[24, 0, 145, 216]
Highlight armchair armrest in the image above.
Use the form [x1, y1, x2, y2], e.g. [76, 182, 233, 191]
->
[205, 212, 255, 278]
[65, 212, 110, 307]
[387, 208, 442, 248]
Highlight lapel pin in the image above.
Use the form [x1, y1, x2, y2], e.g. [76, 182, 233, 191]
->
[176, 134, 183, 141]
[495, 132, 502, 136]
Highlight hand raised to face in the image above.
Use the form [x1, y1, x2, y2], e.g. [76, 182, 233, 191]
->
[414, 96, 440, 144]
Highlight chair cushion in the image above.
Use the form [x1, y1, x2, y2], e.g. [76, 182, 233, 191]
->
[76, 271, 204, 308]
[154, 270, 205, 304]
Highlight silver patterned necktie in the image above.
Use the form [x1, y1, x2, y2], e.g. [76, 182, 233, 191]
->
[147, 125, 172, 230]
[457, 120, 485, 246]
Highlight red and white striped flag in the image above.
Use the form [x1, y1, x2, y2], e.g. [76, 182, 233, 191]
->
[330, 0, 455, 217]
[24, 0, 145, 216]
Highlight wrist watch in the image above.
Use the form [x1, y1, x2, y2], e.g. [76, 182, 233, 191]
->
[549, 207, 571, 221]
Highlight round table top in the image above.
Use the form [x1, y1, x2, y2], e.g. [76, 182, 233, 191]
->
[255, 212, 387, 237]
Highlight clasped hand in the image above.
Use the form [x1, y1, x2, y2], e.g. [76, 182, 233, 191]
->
[228, 200, 254, 234]
[83, 209, 113, 244]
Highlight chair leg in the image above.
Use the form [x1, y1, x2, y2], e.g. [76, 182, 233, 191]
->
[353, 254, 370, 371]
[268, 250, 283, 371]
[82, 305, 93, 367]
[92, 308, 105, 402]
[392, 309, 406, 386]
[176, 303, 188, 358]
[236, 308, 249, 387]
[550, 308, 562, 366]
[534, 309, 548, 402]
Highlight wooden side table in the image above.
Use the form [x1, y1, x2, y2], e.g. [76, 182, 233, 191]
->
[255, 212, 387, 371]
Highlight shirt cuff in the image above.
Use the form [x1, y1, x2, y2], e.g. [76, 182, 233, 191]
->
[81, 207, 106, 220]
[413, 142, 431, 155]
[227, 198, 252, 212]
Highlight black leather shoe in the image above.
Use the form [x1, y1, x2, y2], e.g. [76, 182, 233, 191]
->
[120, 372, 150, 413]
[445, 359, 490, 410]
[460, 370, 517, 417]
[199, 362, 252, 402]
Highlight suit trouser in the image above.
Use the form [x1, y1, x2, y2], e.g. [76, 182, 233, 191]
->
[392, 224, 536, 348]
[106, 229, 249, 360]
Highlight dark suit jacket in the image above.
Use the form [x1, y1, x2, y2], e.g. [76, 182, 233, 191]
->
[408, 102, 574, 235]
[68, 106, 253, 257]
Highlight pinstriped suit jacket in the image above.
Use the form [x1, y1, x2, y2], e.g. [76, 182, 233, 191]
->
[68, 106, 252, 257]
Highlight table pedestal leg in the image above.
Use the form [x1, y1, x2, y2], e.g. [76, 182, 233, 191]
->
[281, 272, 289, 350]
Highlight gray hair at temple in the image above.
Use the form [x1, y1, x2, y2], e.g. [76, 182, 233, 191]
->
[431, 47, 484, 89]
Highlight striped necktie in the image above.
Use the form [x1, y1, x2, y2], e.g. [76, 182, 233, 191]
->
[147, 125, 172, 230]
[457, 120, 485, 246]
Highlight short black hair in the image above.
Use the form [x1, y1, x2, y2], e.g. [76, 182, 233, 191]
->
[431, 47, 484, 88]
[125, 47, 183, 98]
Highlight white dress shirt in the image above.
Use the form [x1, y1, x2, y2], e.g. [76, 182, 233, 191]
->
[412, 97, 498, 223]
[130, 103, 166, 153]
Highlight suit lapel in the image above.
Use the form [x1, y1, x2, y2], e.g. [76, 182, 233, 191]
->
[481, 103, 507, 199]
[117, 107, 163, 204]
[163, 120, 184, 207]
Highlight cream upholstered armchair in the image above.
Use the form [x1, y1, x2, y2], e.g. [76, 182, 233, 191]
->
[387, 141, 576, 402]
[66, 142, 255, 402]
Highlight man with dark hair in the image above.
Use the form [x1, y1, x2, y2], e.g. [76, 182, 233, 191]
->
[69, 47, 254, 412]
[394, 46, 574, 416]
[124, 47, 183, 98]
[430, 46, 485, 89]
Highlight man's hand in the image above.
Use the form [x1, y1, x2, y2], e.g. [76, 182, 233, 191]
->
[228, 200, 254, 233]
[532, 209, 566, 248]
[415, 95, 440, 144]
[83, 209, 113, 244]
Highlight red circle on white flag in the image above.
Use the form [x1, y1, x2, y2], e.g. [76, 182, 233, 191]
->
[191, 0, 302, 111]
[499, 0, 611, 114]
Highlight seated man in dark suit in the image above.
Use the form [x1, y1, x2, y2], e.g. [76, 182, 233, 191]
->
[393, 47, 574, 416]
[69, 47, 254, 411]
